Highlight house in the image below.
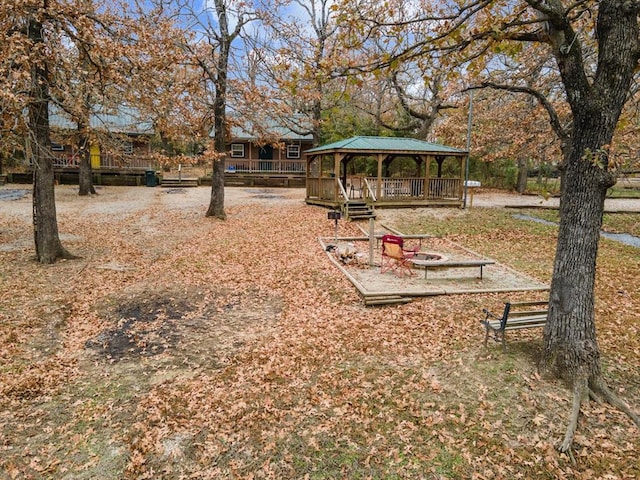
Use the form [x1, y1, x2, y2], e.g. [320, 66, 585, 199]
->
[220, 116, 314, 187]
[48, 106, 155, 172]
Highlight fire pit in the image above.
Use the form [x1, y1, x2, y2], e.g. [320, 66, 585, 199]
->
[413, 252, 448, 263]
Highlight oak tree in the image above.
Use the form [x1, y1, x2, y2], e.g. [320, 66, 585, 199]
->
[4, 0, 74, 263]
[340, 0, 640, 451]
[2, 0, 186, 262]
[256, 0, 352, 146]
[170, 0, 258, 220]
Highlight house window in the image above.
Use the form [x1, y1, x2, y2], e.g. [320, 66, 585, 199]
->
[287, 144, 300, 159]
[231, 143, 245, 158]
[51, 142, 65, 152]
[123, 141, 134, 154]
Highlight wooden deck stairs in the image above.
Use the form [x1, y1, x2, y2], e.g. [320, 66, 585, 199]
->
[161, 177, 199, 188]
[343, 200, 376, 221]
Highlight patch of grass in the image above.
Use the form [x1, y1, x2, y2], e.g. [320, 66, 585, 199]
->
[607, 187, 640, 198]
[526, 177, 561, 195]
[526, 177, 640, 199]
[602, 212, 640, 236]
[519, 208, 559, 224]
[433, 447, 465, 476]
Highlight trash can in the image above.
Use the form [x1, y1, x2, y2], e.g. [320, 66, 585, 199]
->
[145, 170, 157, 187]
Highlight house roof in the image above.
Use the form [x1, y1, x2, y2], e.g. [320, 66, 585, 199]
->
[49, 105, 154, 135]
[230, 123, 312, 142]
[225, 114, 313, 142]
[305, 136, 467, 155]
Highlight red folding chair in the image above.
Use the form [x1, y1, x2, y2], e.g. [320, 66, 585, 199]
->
[380, 234, 418, 277]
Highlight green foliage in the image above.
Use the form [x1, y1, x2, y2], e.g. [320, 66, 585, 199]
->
[428, 158, 460, 178]
[472, 158, 519, 189]
[526, 178, 561, 196]
[582, 147, 612, 171]
[320, 108, 382, 144]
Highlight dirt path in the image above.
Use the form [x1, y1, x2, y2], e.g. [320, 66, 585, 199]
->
[1, 183, 638, 217]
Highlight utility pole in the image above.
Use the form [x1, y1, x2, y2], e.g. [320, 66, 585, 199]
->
[463, 90, 473, 209]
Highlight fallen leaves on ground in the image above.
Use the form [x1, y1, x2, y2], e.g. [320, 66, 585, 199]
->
[0, 186, 638, 479]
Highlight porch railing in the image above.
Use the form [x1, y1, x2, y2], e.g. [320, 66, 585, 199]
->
[225, 159, 305, 174]
[99, 155, 156, 170]
[52, 154, 156, 170]
[52, 155, 80, 168]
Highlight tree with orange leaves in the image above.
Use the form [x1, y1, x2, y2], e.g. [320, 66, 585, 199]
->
[337, 0, 640, 452]
[1, 0, 188, 262]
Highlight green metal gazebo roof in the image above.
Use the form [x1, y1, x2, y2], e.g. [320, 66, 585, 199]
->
[305, 136, 467, 155]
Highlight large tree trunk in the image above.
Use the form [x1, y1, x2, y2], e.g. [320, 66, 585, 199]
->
[539, 0, 640, 450]
[205, 0, 230, 220]
[29, 15, 72, 264]
[205, 81, 227, 220]
[516, 157, 528, 193]
[542, 151, 609, 380]
[541, 133, 624, 451]
[78, 148, 95, 196]
[543, 0, 637, 376]
[206, 156, 226, 219]
[78, 133, 95, 196]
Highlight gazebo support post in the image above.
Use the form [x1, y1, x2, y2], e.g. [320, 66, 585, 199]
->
[416, 155, 426, 199]
[425, 155, 431, 200]
[376, 153, 383, 200]
[459, 155, 465, 202]
[340, 155, 347, 199]
[333, 153, 341, 202]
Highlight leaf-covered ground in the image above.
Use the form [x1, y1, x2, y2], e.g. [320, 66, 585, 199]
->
[0, 186, 638, 479]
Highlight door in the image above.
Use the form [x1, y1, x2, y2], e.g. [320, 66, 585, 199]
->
[258, 145, 273, 171]
[90, 144, 101, 169]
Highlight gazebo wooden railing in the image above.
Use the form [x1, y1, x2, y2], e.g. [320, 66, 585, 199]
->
[357, 177, 462, 201]
[306, 177, 338, 201]
[307, 176, 462, 203]
[427, 178, 462, 199]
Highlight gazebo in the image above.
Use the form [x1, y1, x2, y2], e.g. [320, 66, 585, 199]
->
[304, 136, 468, 214]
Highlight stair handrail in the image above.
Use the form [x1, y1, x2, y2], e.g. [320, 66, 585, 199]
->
[363, 177, 376, 202]
[338, 179, 349, 201]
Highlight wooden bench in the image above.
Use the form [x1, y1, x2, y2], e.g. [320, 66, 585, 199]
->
[481, 300, 549, 350]
[411, 258, 495, 279]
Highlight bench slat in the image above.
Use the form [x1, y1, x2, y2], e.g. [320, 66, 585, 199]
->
[509, 300, 548, 307]
[507, 310, 548, 317]
[504, 322, 547, 331]
[487, 315, 546, 329]
[412, 260, 495, 267]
